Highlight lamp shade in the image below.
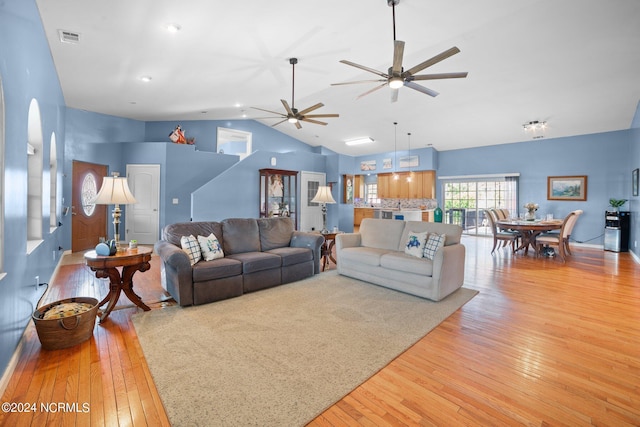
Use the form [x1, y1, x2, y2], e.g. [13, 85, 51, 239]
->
[93, 176, 137, 205]
[311, 186, 336, 204]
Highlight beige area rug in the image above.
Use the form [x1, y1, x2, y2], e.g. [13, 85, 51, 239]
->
[132, 271, 477, 426]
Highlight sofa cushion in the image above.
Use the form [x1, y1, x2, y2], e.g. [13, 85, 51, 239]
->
[404, 231, 429, 258]
[257, 217, 293, 251]
[198, 233, 224, 261]
[267, 247, 312, 266]
[339, 247, 390, 267]
[359, 219, 406, 250]
[221, 218, 260, 254]
[398, 221, 462, 251]
[380, 252, 434, 276]
[226, 252, 281, 274]
[423, 233, 446, 260]
[164, 222, 223, 247]
[192, 257, 243, 282]
[180, 235, 202, 266]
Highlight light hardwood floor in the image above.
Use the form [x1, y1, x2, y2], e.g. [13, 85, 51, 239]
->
[1, 238, 639, 426]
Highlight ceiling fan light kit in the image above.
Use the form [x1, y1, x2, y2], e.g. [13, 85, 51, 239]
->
[332, 0, 467, 102]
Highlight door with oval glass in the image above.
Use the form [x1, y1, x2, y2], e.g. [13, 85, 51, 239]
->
[71, 160, 108, 252]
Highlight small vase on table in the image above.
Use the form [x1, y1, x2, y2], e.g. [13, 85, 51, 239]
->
[525, 210, 536, 221]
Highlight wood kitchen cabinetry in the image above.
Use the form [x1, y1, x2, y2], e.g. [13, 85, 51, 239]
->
[354, 208, 374, 226]
[353, 175, 364, 199]
[375, 171, 435, 199]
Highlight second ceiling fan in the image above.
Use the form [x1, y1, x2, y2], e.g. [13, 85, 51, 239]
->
[252, 58, 339, 129]
[332, 0, 468, 102]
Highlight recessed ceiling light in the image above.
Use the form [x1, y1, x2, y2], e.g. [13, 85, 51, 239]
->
[166, 23, 181, 33]
[140, 76, 152, 82]
[345, 137, 374, 146]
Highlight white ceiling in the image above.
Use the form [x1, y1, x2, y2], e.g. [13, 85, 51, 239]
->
[36, 0, 640, 155]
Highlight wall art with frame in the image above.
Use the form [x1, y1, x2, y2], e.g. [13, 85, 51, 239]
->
[633, 168, 639, 197]
[547, 175, 587, 201]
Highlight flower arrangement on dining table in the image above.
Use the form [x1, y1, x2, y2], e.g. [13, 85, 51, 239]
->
[524, 202, 539, 220]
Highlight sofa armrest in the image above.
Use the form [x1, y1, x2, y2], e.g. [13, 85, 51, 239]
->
[335, 233, 361, 251]
[154, 240, 194, 306]
[291, 231, 325, 274]
[431, 243, 466, 301]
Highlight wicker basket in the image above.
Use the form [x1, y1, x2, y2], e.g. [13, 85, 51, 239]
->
[32, 297, 99, 350]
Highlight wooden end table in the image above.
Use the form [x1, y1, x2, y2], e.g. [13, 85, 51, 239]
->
[319, 232, 339, 271]
[84, 246, 153, 322]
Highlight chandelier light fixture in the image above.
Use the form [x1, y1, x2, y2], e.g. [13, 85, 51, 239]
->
[523, 120, 547, 139]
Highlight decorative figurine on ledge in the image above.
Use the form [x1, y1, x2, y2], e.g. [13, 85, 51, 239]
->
[169, 125, 195, 145]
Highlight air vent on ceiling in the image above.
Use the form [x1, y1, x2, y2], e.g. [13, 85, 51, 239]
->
[58, 30, 80, 44]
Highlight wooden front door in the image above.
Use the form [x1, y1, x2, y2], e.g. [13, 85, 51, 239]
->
[71, 161, 108, 252]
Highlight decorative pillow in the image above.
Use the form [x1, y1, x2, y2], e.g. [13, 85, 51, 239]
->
[198, 233, 224, 261]
[180, 235, 202, 266]
[404, 231, 429, 258]
[423, 233, 446, 260]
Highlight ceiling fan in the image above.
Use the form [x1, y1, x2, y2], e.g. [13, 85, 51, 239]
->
[332, 0, 468, 102]
[252, 58, 339, 129]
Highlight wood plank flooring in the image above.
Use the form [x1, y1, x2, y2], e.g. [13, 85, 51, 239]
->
[1, 238, 639, 426]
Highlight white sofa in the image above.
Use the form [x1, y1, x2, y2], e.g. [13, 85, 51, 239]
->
[336, 218, 466, 301]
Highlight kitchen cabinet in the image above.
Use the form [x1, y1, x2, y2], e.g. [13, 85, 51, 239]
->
[375, 171, 435, 199]
[354, 208, 374, 226]
[354, 175, 364, 199]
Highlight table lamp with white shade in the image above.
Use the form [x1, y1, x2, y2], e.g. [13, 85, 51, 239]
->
[311, 185, 336, 234]
[92, 172, 137, 250]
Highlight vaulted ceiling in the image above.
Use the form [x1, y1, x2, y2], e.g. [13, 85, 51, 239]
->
[36, 0, 640, 155]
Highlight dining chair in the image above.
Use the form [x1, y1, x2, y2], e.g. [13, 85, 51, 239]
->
[484, 209, 520, 254]
[499, 208, 511, 219]
[535, 210, 582, 262]
[492, 208, 507, 220]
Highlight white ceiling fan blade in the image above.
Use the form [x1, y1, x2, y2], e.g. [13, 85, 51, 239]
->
[410, 72, 468, 81]
[392, 40, 405, 75]
[339, 60, 389, 78]
[404, 81, 439, 97]
[356, 82, 387, 100]
[404, 46, 461, 77]
[297, 102, 324, 116]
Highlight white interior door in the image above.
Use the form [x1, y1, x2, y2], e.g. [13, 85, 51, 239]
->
[300, 171, 325, 232]
[125, 164, 160, 244]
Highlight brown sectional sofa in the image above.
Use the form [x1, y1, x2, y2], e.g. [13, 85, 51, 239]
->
[154, 217, 324, 306]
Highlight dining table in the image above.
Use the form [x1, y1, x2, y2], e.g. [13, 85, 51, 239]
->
[496, 219, 563, 254]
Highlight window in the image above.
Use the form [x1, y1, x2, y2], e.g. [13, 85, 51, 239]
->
[27, 99, 44, 253]
[49, 133, 58, 231]
[441, 174, 519, 236]
[365, 183, 379, 205]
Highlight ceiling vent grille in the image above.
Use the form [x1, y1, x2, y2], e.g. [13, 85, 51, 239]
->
[58, 30, 80, 44]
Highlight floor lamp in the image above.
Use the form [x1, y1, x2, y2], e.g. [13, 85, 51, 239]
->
[93, 172, 137, 250]
[311, 185, 336, 234]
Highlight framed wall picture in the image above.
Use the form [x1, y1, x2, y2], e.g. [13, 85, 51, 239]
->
[547, 175, 588, 201]
[633, 168, 639, 197]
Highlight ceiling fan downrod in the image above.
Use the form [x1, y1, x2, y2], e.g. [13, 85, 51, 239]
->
[388, 0, 400, 41]
[289, 57, 298, 110]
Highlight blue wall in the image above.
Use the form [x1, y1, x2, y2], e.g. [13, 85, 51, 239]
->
[0, 0, 67, 378]
[438, 130, 635, 247]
